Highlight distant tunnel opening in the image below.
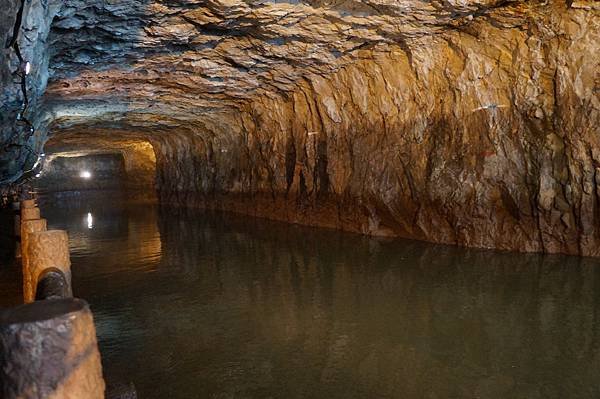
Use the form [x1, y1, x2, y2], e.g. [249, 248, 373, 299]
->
[34, 133, 157, 202]
[37, 153, 127, 192]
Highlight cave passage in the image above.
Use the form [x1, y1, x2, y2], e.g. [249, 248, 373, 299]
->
[1, 0, 599, 397]
[33, 132, 158, 202]
[37, 153, 129, 192]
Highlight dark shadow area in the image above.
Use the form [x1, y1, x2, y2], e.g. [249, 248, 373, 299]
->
[0, 207, 22, 307]
[0, 208, 16, 262]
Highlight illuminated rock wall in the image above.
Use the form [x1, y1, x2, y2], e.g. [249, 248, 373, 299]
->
[149, 5, 600, 255]
[2, 0, 600, 254]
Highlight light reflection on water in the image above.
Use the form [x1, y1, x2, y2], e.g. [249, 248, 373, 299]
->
[37, 192, 600, 399]
[87, 212, 93, 229]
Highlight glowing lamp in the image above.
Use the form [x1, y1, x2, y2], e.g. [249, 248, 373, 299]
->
[21, 61, 31, 75]
[80, 170, 92, 179]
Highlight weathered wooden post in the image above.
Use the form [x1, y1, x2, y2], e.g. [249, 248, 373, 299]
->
[21, 218, 47, 302]
[20, 207, 40, 223]
[20, 199, 36, 209]
[18, 206, 41, 258]
[0, 298, 106, 398]
[26, 230, 72, 303]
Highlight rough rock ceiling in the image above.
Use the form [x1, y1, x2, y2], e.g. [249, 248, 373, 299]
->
[0, 0, 587, 174]
[43, 0, 535, 131]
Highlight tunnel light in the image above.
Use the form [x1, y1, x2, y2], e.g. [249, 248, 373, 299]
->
[32, 157, 42, 170]
[86, 212, 93, 229]
[20, 61, 31, 75]
[80, 170, 92, 179]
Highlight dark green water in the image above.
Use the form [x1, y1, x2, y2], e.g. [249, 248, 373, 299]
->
[29, 192, 600, 398]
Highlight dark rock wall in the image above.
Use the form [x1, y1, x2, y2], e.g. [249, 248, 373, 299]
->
[0, 0, 61, 185]
[1, 0, 29, 185]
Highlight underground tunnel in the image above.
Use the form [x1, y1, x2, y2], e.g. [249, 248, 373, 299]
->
[1, 0, 600, 398]
[36, 132, 157, 200]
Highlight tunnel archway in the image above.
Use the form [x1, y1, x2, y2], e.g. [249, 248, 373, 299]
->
[35, 130, 157, 202]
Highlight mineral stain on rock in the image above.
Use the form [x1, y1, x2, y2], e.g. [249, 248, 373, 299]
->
[1, 0, 599, 255]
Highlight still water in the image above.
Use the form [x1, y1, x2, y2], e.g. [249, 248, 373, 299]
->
[34, 192, 600, 398]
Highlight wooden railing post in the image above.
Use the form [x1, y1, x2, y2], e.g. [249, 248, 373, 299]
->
[20, 207, 40, 223]
[26, 230, 72, 302]
[21, 218, 47, 302]
[20, 199, 36, 209]
[18, 205, 40, 259]
[0, 298, 105, 398]
[2, 204, 112, 398]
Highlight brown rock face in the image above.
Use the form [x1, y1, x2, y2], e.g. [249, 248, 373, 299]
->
[3, 0, 600, 254]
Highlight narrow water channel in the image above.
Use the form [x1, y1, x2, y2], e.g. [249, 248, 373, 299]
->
[26, 192, 600, 398]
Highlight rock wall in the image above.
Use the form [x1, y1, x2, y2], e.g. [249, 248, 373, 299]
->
[152, 5, 600, 255]
[1, 0, 599, 255]
[0, 0, 61, 185]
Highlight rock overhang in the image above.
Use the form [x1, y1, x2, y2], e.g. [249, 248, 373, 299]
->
[40, 0, 538, 134]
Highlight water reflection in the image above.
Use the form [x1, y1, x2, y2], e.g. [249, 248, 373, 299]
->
[38, 196, 600, 399]
[87, 212, 93, 229]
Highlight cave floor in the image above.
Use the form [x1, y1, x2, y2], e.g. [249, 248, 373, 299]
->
[3, 191, 600, 398]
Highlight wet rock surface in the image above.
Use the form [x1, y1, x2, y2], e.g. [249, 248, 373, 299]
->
[1, 0, 599, 254]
